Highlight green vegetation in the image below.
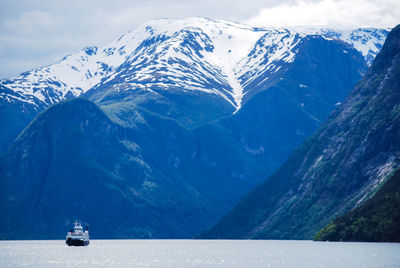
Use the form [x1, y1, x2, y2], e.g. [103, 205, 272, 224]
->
[314, 168, 400, 242]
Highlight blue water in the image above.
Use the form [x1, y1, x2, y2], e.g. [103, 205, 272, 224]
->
[0, 240, 399, 267]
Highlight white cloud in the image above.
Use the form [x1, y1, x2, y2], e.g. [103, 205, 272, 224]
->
[245, 0, 400, 28]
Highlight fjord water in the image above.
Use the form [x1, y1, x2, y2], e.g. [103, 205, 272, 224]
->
[1, 240, 399, 267]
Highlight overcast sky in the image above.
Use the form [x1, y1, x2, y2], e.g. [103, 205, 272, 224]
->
[1, 0, 399, 79]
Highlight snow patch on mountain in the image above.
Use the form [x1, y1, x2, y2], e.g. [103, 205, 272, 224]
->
[198, 19, 263, 111]
[236, 29, 302, 93]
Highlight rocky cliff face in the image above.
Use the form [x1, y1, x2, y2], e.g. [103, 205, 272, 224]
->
[201, 24, 400, 240]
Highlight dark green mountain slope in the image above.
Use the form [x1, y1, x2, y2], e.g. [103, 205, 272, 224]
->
[314, 167, 400, 242]
[0, 98, 221, 239]
[200, 24, 400, 239]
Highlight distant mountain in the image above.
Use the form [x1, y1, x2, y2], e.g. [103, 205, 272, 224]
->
[0, 98, 220, 239]
[200, 24, 400, 240]
[1, 19, 386, 108]
[0, 18, 390, 239]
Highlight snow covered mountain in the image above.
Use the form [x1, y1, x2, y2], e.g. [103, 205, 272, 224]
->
[0, 17, 390, 239]
[0, 17, 388, 112]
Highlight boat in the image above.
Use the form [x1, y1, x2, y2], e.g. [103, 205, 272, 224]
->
[66, 221, 90, 246]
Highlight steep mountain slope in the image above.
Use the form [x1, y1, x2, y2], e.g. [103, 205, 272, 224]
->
[0, 18, 388, 151]
[314, 167, 400, 242]
[201, 24, 400, 240]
